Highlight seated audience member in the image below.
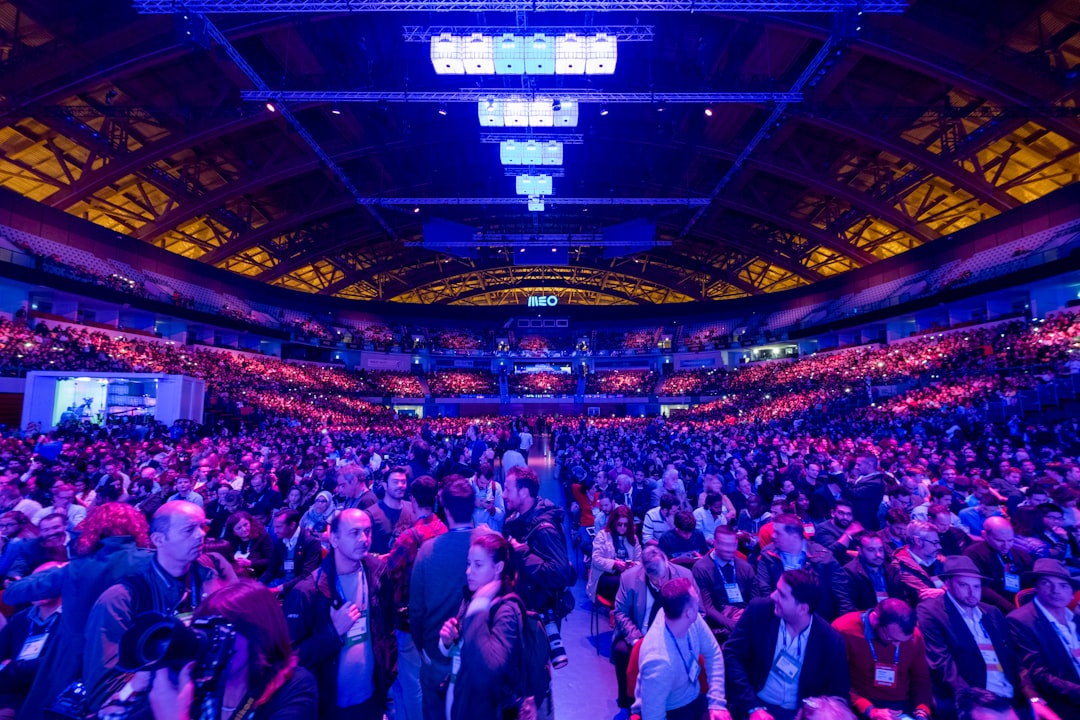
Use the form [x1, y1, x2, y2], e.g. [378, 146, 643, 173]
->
[207, 485, 243, 538]
[587, 504, 640, 604]
[31, 482, 86, 529]
[958, 490, 1004, 537]
[917, 556, 1035, 720]
[832, 598, 933, 720]
[613, 541, 692, 710]
[658, 510, 710, 564]
[842, 533, 907, 611]
[300, 490, 337, 536]
[795, 696, 858, 720]
[956, 688, 1022, 720]
[881, 508, 910, 558]
[894, 521, 946, 604]
[634, 577, 730, 720]
[928, 503, 972, 557]
[814, 500, 862, 564]
[693, 492, 729, 540]
[6, 513, 73, 580]
[0, 562, 61, 719]
[1006, 558, 1080, 718]
[1018, 503, 1080, 565]
[166, 474, 203, 507]
[245, 472, 283, 519]
[693, 526, 754, 640]
[260, 507, 322, 597]
[724, 569, 851, 720]
[755, 513, 853, 621]
[643, 493, 677, 544]
[963, 516, 1034, 615]
[225, 510, 273, 581]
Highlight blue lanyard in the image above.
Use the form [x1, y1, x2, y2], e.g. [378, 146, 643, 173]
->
[862, 612, 900, 665]
[779, 620, 807, 658]
[336, 568, 368, 609]
[665, 625, 695, 682]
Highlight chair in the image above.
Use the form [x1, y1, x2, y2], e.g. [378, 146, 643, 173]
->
[626, 637, 708, 704]
[590, 592, 615, 655]
[1016, 587, 1036, 607]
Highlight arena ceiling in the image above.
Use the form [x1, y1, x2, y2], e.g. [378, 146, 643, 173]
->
[0, 0, 1078, 306]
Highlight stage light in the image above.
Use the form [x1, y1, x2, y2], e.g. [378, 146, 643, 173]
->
[437, 103, 448, 116]
[330, 105, 342, 115]
[704, 106, 713, 117]
[599, 105, 609, 116]
[265, 102, 277, 113]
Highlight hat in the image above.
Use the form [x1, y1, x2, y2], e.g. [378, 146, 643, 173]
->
[1023, 558, 1080, 588]
[938, 556, 992, 580]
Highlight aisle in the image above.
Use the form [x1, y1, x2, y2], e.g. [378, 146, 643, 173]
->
[529, 434, 624, 720]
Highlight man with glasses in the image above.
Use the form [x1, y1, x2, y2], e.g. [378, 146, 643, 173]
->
[31, 482, 85, 529]
[1023, 504, 1080, 568]
[832, 598, 933, 720]
[895, 521, 947, 604]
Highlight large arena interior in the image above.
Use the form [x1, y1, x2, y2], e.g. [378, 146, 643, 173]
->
[0, 1, 1078, 720]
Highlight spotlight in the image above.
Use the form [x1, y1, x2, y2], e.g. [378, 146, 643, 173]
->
[265, 102, 277, 113]
[413, 206, 421, 214]
[704, 106, 713, 117]
[437, 103, 448, 116]
[599, 105, 609, 116]
[656, 100, 666, 113]
[485, 97, 496, 111]
[330, 105, 342, 115]
[105, 89, 118, 106]
[552, 98, 562, 112]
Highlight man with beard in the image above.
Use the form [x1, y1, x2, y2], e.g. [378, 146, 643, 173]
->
[814, 499, 863, 564]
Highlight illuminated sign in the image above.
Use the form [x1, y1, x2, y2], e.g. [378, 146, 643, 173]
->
[527, 295, 559, 307]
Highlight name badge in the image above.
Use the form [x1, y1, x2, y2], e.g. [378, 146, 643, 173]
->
[450, 650, 462, 683]
[346, 610, 370, 647]
[725, 583, 745, 604]
[873, 664, 896, 688]
[978, 642, 1004, 672]
[687, 660, 700, 686]
[772, 650, 802, 682]
[1004, 572, 1020, 593]
[17, 633, 47, 662]
[931, 577, 944, 589]
[803, 524, 816, 538]
[283, 560, 295, 573]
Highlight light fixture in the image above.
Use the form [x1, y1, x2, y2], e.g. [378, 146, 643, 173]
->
[330, 104, 342, 115]
[657, 100, 666, 113]
[437, 103, 448, 116]
[704, 106, 713, 117]
[599, 105, 609, 116]
[478, 96, 576, 128]
[431, 33, 617, 76]
[463, 33, 495, 74]
[516, 174, 553, 196]
[431, 33, 465, 74]
[413, 206, 421, 214]
[265, 102, 277, 113]
[552, 98, 562, 112]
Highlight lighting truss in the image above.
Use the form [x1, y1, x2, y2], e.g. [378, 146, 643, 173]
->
[480, 133, 583, 144]
[240, 90, 803, 103]
[360, 197, 712, 206]
[403, 26, 654, 43]
[504, 167, 565, 177]
[431, 32, 617, 76]
[409, 234, 672, 247]
[134, 1, 909, 13]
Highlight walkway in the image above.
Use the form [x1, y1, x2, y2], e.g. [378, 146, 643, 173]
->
[529, 434, 623, 720]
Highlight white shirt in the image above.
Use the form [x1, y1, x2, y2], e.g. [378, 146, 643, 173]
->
[1034, 596, 1080, 674]
[945, 592, 1014, 698]
[693, 506, 725, 539]
[634, 610, 726, 720]
[33, 504, 87, 528]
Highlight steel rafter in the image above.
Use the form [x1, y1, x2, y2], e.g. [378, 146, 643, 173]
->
[242, 90, 804, 104]
[680, 228, 824, 283]
[402, 26, 655, 42]
[363, 197, 712, 206]
[409, 234, 671, 247]
[135, 1, 908, 13]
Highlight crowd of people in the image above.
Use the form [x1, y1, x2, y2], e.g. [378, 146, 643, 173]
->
[508, 371, 577, 396]
[427, 371, 499, 397]
[585, 370, 660, 396]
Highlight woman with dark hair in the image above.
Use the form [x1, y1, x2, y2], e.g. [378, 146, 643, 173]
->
[224, 511, 272, 580]
[439, 529, 533, 720]
[284, 486, 307, 514]
[145, 581, 317, 720]
[587, 504, 641, 604]
[2, 503, 152, 720]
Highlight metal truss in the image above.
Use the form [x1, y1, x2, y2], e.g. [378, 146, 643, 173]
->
[402, 26, 655, 42]
[408, 234, 672, 246]
[134, 1, 908, 13]
[365, 197, 711, 206]
[240, 90, 803, 103]
[481, 133, 583, 144]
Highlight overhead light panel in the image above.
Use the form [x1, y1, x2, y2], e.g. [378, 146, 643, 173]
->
[477, 97, 504, 126]
[430, 33, 617, 76]
[477, 96, 576, 128]
[500, 140, 563, 166]
[516, 174, 553, 196]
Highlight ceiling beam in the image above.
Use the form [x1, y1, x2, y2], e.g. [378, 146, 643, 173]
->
[679, 228, 825, 283]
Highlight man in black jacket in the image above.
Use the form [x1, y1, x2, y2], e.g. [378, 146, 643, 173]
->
[844, 454, 887, 531]
[285, 508, 397, 720]
[723, 569, 850, 720]
[843, 532, 908, 611]
[963, 516, 1034, 615]
[693, 526, 754, 640]
[1007, 558, 1080, 719]
[261, 508, 322, 598]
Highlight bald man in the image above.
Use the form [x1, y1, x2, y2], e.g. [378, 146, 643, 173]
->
[963, 516, 1034, 615]
[83, 501, 212, 707]
[286, 508, 397, 720]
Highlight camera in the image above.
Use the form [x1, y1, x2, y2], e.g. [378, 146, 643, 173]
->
[542, 610, 569, 670]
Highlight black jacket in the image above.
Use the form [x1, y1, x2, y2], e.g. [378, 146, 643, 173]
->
[842, 557, 907, 611]
[723, 598, 850, 719]
[843, 473, 887, 531]
[917, 592, 1026, 719]
[285, 552, 397, 719]
[963, 540, 1034, 614]
[691, 552, 755, 632]
[259, 528, 323, 597]
[503, 497, 575, 612]
[754, 541, 854, 621]
[1007, 600, 1080, 718]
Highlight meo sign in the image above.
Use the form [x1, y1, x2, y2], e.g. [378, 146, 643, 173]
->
[527, 295, 559, 307]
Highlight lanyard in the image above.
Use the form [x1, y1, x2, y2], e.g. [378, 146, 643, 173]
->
[862, 612, 900, 665]
[779, 620, 807, 658]
[336, 568, 368, 610]
[665, 625, 695, 684]
[152, 561, 199, 615]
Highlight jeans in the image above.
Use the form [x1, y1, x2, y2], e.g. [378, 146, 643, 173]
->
[390, 630, 423, 720]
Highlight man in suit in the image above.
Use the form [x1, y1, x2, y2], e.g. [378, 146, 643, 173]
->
[259, 507, 323, 598]
[754, 513, 853, 621]
[723, 568, 850, 720]
[613, 540, 692, 710]
[843, 532, 908, 611]
[693, 526, 755, 640]
[917, 556, 1044, 720]
[1007, 558, 1080, 719]
[963, 516, 1035, 615]
[844, 454, 887, 531]
[895, 521, 947, 605]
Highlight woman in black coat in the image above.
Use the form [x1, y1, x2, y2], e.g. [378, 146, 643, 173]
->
[224, 510, 273, 580]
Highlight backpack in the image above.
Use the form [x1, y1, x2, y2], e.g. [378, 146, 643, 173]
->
[490, 593, 552, 720]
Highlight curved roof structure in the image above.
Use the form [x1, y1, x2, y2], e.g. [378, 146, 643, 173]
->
[0, 0, 1077, 305]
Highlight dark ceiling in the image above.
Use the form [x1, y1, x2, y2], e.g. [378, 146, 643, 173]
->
[0, 0, 1078, 305]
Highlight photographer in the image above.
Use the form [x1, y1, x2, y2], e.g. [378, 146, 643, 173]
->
[284, 508, 396, 720]
[502, 466, 575, 668]
[138, 581, 317, 720]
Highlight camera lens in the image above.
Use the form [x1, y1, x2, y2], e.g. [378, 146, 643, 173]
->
[543, 620, 569, 670]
